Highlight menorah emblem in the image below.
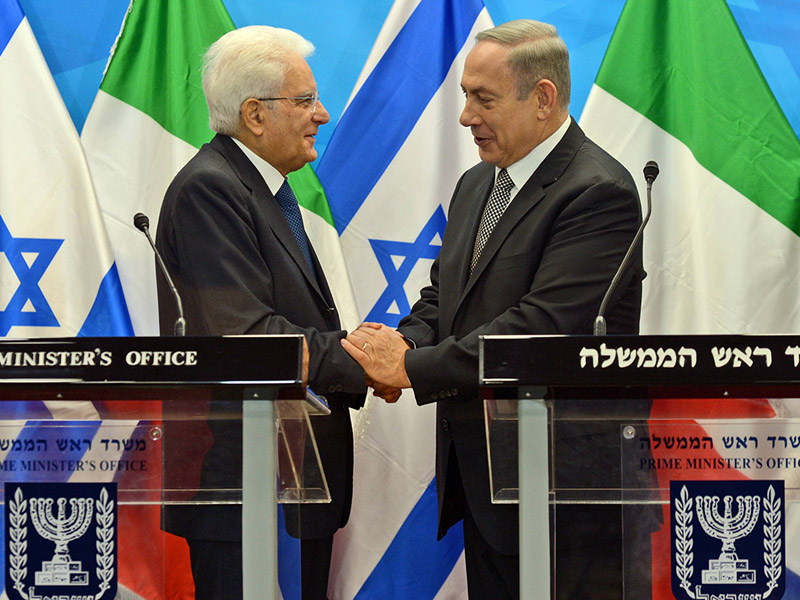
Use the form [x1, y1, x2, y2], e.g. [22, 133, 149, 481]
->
[695, 494, 760, 584]
[29, 496, 94, 586]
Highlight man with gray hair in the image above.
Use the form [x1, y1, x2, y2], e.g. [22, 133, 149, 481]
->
[156, 26, 366, 599]
[342, 19, 645, 598]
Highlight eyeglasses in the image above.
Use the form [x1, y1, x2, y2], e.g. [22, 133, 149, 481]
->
[258, 90, 319, 113]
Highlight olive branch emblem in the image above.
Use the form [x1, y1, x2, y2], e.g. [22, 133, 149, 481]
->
[7, 486, 115, 600]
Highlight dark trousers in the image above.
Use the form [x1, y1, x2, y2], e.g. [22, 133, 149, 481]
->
[554, 505, 622, 599]
[187, 539, 242, 600]
[451, 444, 650, 599]
[463, 501, 520, 600]
[554, 504, 654, 599]
[187, 536, 334, 600]
[462, 502, 654, 599]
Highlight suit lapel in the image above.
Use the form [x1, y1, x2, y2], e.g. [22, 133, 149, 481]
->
[455, 119, 586, 313]
[308, 243, 339, 325]
[453, 166, 494, 295]
[212, 135, 329, 303]
[463, 181, 544, 295]
[437, 164, 493, 336]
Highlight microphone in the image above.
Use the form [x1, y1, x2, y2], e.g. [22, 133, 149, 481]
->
[643, 160, 659, 185]
[133, 213, 186, 337]
[593, 161, 659, 336]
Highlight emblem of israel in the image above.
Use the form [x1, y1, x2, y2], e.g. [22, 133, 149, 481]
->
[671, 480, 785, 600]
[5, 482, 117, 600]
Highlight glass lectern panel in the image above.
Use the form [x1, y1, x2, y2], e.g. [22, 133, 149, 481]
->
[276, 398, 330, 503]
[485, 395, 651, 503]
[0, 333, 322, 599]
[162, 394, 329, 505]
[484, 398, 520, 503]
[486, 394, 800, 598]
[0, 393, 326, 599]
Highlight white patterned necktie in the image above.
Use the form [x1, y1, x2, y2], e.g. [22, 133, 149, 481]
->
[470, 168, 514, 273]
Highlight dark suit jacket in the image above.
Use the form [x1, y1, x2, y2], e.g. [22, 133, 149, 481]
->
[155, 134, 365, 541]
[397, 119, 644, 555]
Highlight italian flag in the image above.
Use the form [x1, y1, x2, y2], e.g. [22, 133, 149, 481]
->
[81, 0, 359, 336]
[579, 1, 800, 596]
[580, 0, 800, 337]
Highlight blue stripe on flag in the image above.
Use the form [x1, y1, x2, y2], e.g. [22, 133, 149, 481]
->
[78, 263, 134, 336]
[0, 401, 52, 420]
[316, 0, 484, 234]
[355, 477, 464, 599]
[0, 0, 23, 55]
[277, 504, 302, 600]
[787, 568, 800, 596]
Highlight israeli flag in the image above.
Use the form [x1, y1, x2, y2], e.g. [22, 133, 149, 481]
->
[0, 0, 131, 341]
[316, 1, 493, 597]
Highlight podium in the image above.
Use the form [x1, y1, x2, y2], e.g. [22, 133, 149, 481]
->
[481, 334, 800, 599]
[0, 334, 324, 599]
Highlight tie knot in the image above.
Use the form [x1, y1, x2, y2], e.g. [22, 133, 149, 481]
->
[275, 179, 297, 209]
[496, 168, 513, 191]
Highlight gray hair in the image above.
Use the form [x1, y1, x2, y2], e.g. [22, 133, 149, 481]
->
[476, 19, 570, 107]
[202, 26, 315, 135]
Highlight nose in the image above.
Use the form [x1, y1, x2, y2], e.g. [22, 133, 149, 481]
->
[459, 100, 479, 128]
[314, 100, 330, 125]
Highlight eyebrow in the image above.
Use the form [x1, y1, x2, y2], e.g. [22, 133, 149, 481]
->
[461, 85, 496, 97]
[282, 89, 315, 98]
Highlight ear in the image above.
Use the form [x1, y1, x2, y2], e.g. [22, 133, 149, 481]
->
[533, 79, 558, 119]
[240, 98, 266, 135]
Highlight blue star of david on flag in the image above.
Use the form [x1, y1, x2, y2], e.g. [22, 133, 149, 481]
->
[0, 215, 63, 336]
[365, 206, 447, 327]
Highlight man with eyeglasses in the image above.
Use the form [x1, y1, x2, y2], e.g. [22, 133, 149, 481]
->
[156, 26, 366, 600]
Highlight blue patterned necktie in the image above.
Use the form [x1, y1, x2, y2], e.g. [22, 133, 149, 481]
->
[275, 179, 316, 277]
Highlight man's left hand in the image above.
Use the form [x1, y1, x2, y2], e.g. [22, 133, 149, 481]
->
[341, 323, 411, 389]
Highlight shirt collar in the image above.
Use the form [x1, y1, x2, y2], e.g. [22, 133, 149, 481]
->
[500, 116, 571, 196]
[231, 137, 286, 195]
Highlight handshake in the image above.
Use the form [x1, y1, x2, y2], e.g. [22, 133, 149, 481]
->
[340, 322, 412, 403]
